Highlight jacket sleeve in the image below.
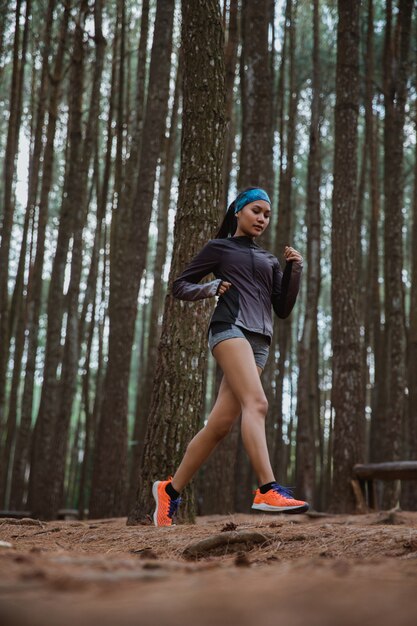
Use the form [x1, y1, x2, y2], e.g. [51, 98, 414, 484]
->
[271, 259, 303, 318]
[172, 241, 222, 301]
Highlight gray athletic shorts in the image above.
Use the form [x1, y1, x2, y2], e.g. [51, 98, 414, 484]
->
[208, 323, 270, 370]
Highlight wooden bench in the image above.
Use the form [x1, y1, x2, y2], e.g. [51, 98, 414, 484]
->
[352, 461, 417, 512]
[0, 510, 32, 519]
[0, 509, 84, 520]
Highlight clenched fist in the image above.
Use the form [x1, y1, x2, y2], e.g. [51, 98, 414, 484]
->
[217, 281, 232, 296]
[284, 246, 303, 264]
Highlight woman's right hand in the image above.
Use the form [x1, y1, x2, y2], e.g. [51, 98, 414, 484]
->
[217, 281, 232, 296]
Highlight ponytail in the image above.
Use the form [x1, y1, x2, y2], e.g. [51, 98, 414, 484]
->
[214, 200, 238, 238]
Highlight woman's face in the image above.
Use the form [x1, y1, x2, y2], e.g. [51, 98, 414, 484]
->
[235, 200, 271, 238]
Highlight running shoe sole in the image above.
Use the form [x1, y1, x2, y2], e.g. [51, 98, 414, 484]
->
[152, 480, 161, 526]
[252, 502, 309, 513]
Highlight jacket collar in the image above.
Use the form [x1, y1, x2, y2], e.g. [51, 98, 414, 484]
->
[231, 235, 260, 249]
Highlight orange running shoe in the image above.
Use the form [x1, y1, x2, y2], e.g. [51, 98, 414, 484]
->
[252, 483, 309, 513]
[152, 478, 182, 527]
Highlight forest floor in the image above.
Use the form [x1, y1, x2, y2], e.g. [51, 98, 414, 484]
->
[1, 510, 417, 626]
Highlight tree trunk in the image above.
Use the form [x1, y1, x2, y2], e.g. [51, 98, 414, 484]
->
[330, 0, 364, 514]
[220, 0, 239, 211]
[238, 0, 274, 192]
[0, 0, 56, 509]
[66, 410, 82, 509]
[9, 2, 71, 510]
[0, 2, 10, 87]
[380, 0, 413, 508]
[76, 24, 118, 520]
[365, 0, 383, 466]
[29, 0, 89, 519]
[127, 0, 225, 525]
[80, 228, 109, 519]
[47, 0, 106, 520]
[295, 0, 321, 507]
[271, 0, 299, 485]
[78, 300, 96, 519]
[402, 55, 417, 510]
[262, 0, 290, 478]
[0, 0, 31, 435]
[324, 403, 334, 510]
[0, 260, 27, 508]
[125, 0, 150, 173]
[113, 0, 126, 200]
[89, 0, 175, 518]
[127, 59, 181, 510]
[233, 0, 275, 513]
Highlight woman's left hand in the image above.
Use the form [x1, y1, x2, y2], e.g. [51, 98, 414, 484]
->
[284, 246, 303, 264]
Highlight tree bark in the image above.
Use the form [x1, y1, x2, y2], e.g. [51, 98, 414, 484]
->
[238, 0, 274, 193]
[66, 410, 82, 509]
[220, 0, 239, 211]
[262, 0, 290, 479]
[125, 0, 150, 178]
[233, 0, 275, 513]
[330, 0, 364, 513]
[295, 0, 321, 507]
[380, 0, 413, 508]
[76, 22, 118, 520]
[80, 227, 109, 519]
[113, 0, 126, 200]
[78, 298, 96, 519]
[365, 0, 383, 466]
[401, 46, 417, 511]
[0, 2, 9, 87]
[127, 0, 225, 525]
[127, 58, 181, 510]
[271, 0, 299, 485]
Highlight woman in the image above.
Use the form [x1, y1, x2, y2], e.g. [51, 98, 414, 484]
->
[152, 187, 308, 526]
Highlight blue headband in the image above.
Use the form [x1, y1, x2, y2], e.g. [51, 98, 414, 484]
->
[234, 188, 271, 214]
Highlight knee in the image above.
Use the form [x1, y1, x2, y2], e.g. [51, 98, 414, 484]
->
[205, 420, 234, 442]
[244, 395, 268, 418]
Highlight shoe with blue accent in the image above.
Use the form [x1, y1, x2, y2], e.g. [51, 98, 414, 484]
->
[252, 483, 309, 513]
[152, 478, 182, 526]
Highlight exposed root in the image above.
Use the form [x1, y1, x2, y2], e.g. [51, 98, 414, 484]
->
[183, 530, 273, 559]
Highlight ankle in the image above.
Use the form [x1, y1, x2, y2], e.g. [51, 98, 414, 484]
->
[259, 481, 276, 494]
[165, 481, 180, 500]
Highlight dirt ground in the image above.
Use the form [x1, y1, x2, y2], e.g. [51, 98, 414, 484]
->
[1, 510, 417, 626]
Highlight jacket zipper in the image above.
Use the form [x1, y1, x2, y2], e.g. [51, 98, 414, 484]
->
[249, 246, 266, 334]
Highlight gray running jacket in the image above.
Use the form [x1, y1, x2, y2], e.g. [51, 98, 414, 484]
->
[172, 235, 302, 342]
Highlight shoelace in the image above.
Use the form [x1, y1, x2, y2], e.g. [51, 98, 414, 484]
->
[271, 483, 295, 499]
[168, 496, 182, 519]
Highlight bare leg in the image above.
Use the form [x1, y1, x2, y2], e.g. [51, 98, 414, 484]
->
[172, 337, 274, 492]
[212, 338, 275, 486]
[172, 373, 242, 492]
